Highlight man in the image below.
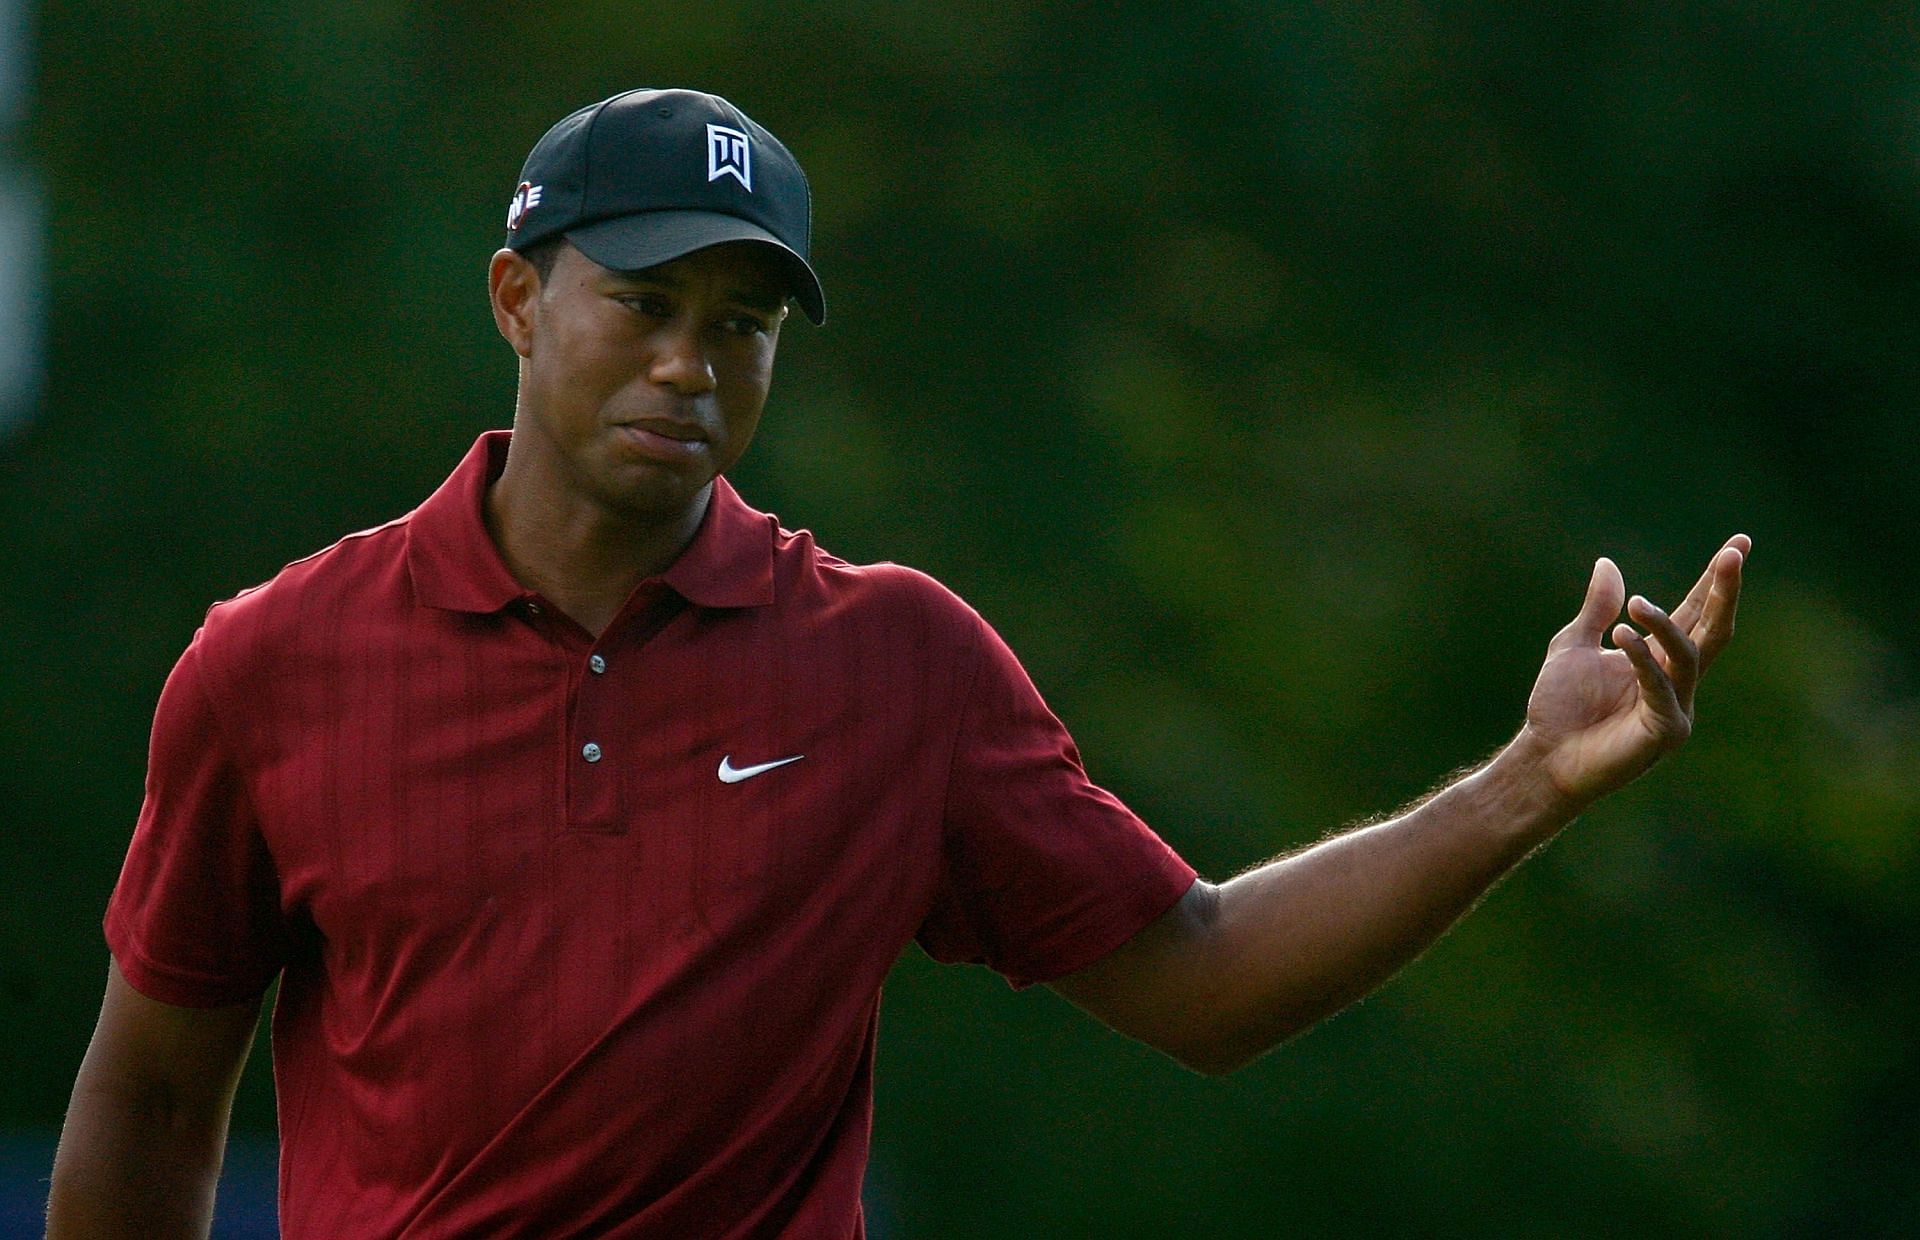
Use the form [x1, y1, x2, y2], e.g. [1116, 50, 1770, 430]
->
[48, 88, 1746, 1238]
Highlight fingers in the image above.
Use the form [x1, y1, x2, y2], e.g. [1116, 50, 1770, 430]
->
[1669, 539, 1748, 668]
[1671, 534, 1752, 633]
[1626, 594, 1698, 710]
[1548, 557, 1625, 654]
[1692, 540, 1747, 670]
[1553, 537, 1749, 672]
[1612, 623, 1690, 740]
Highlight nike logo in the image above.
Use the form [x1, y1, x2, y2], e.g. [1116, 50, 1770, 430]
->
[717, 753, 805, 784]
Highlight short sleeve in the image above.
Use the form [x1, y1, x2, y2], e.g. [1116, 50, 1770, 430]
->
[104, 629, 288, 1007]
[916, 614, 1196, 988]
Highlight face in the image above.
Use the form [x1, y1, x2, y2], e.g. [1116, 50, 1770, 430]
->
[489, 239, 790, 524]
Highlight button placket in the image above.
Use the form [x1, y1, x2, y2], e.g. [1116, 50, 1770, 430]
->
[564, 593, 679, 835]
[567, 632, 627, 834]
[579, 655, 609, 763]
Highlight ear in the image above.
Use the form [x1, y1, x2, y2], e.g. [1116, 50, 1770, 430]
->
[489, 248, 540, 358]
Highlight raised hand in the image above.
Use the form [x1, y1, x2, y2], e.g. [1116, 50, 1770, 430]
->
[1520, 535, 1749, 808]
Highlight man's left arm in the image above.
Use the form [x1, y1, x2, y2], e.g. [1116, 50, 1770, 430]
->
[1050, 536, 1748, 1076]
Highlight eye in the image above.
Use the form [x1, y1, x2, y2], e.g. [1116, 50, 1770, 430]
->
[615, 292, 674, 318]
[721, 312, 771, 338]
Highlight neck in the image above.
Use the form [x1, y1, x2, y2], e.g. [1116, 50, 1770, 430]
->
[483, 457, 711, 637]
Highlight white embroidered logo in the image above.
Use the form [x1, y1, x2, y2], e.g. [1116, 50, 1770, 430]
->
[706, 124, 752, 191]
[506, 182, 543, 231]
[717, 753, 803, 784]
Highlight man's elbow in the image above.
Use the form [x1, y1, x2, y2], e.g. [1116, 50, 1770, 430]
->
[1140, 885, 1313, 1076]
[1171, 1045, 1247, 1077]
[1163, 1027, 1295, 1077]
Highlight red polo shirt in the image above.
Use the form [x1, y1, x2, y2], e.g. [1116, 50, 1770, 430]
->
[106, 431, 1197, 1238]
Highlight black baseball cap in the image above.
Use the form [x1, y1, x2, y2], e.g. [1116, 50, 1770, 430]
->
[505, 88, 825, 324]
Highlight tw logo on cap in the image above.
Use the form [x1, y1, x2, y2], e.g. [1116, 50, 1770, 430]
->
[507, 182, 543, 231]
[706, 124, 751, 191]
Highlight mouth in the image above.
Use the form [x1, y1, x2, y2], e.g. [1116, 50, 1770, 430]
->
[615, 416, 707, 442]
[610, 418, 710, 463]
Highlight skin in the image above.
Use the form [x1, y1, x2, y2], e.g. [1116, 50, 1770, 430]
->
[47, 962, 260, 1236]
[484, 239, 791, 636]
[47, 239, 795, 1236]
[48, 230, 1750, 1233]
[1050, 539, 1748, 1073]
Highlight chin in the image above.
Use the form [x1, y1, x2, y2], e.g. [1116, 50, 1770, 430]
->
[597, 468, 714, 523]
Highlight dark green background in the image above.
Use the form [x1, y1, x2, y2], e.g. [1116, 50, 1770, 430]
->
[6, 2, 1915, 1235]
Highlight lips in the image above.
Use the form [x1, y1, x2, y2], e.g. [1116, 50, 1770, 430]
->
[616, 416, 707, 442]
[611, 418, 709, 463]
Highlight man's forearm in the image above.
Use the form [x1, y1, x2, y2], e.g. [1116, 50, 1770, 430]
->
[1055, 542, 1743, 1075]
[48, 963, 262, 1237]
[46, 1066, 232, 1237]
[47, 1082, 229, 1236]
[1187, 734, 1578, 1071]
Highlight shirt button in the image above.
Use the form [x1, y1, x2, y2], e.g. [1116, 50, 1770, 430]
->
[581, 742, 603, 763]
[589, 654, 607, 674]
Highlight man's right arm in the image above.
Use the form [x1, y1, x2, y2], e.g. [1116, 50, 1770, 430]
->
[47, 958, 263, 1239]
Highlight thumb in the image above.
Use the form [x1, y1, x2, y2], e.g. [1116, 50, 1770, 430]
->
[1548, 557, 1624, 653]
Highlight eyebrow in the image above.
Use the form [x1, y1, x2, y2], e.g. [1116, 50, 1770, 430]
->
[606, 268, 787, 313]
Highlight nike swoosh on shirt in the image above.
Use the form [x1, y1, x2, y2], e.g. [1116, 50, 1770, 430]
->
[717, 753, 806, 784]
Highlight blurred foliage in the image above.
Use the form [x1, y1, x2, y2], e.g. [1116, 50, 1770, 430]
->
[4, 1, 1915, 1235]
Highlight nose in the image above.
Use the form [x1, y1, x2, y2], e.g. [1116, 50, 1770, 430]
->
[648, 322, 716, 395]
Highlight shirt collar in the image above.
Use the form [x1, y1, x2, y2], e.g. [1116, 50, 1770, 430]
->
[406, 430, 776, 614]
[663, 470, 779, 609]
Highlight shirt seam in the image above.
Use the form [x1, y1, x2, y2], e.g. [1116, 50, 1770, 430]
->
[183, 630, 292, 969]
[931, 607, 993, 927]
[106, 927, 268, 1007]
[933, 610, 991, 834]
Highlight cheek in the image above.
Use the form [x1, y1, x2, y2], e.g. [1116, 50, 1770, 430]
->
[532, 330, 633, 411]
[718, 350, 775, 410]
[714, 400, 766, 461]
[710, 377, 771, 465]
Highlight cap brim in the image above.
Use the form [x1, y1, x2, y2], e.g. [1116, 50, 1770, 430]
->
[566, 210, 826, 325]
